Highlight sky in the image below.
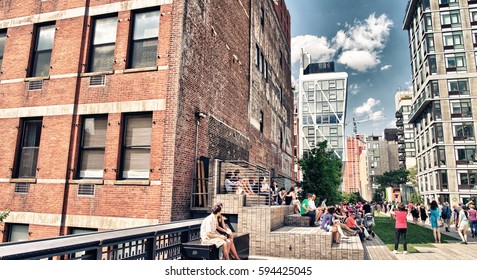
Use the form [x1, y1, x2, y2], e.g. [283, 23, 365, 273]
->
[286, 0, 412, 137]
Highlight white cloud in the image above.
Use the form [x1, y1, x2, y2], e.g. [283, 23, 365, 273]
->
[338, 50, 379, 72]
[354, 98, 381, 116]
[349, 83, 360, 95]
[292, 13, 393, 72]
[333, 13, 393, 72]
[368, 110, 385, 121]
[380, 64, 392, 71]
[291, 35, 336, 65]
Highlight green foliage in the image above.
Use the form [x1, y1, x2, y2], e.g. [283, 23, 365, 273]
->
[409, 191, 424, 205]
[375, 169, 409, 190]
[297, 141, 343, 204]
[407, 166, 417, 186]
[0, 209, 10, 222]
[341, 192, 365, 204]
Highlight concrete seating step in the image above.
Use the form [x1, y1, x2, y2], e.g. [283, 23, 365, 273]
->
[285, 214, 311, 227]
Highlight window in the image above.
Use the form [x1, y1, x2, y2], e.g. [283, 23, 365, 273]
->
[89, 16, 118, 72]
[456, 147, 476, 162]
[15, 119, 42, 178]
[78, 116, 107, 179]
[440, 0, 458, 6]
[255, 44, 260, 67]
[471, 9, 477, 24]
[423, 13, 432, 32]
[440, 10, 461, 28]
[6, 224, 29, 242]
[445, 53, 466, 72]
[428, 55, 437, 74]
[259, 110, 264, 133]
[448, 79, 469, 95]
[434, 123, 444, 143]
[121, 114, 152, 179]
[454, 123, 475, 140]
[330, 127, 338, 135]
[459, 172, 477, 186]
[128, 10, 159, 69]
[30, 24, 55, 77]
[443, 31, 464, 50]
[279, 50, 282, 66]
[451, 100, 472, 118]
[433, 101, 442, 120]
[260, 8, 265, 29]
[0, 30, 6, 70]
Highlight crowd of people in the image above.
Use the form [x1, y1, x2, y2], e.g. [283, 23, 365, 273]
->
[219, 172, 477, 259]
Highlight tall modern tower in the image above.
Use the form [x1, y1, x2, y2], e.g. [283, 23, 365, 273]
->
[297, 52, 348, 161]
[395, 89, 417, 170]
[404, 0, 477, 205]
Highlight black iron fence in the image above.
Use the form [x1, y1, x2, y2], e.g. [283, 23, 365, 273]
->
[0, 219, 202, 260]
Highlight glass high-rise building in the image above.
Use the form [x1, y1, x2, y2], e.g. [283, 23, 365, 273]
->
[297, 52, 348, 161]
[404, 0, 477, 205]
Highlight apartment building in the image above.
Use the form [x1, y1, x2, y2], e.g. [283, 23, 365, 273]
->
[404, 0, 477, 204]
[0, 0, 293, 242]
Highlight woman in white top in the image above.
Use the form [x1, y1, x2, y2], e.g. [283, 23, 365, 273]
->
[200, 205, 231, 259]
[457, 206, 470, 244]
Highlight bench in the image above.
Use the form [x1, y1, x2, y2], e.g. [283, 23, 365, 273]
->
[285, 214, 311, 227]
[181, 233, 249, 260]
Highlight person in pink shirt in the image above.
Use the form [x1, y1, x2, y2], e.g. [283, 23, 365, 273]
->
[393, 203, 408, 254]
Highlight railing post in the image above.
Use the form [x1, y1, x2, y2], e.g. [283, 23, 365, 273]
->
[145, 236, 157, 260]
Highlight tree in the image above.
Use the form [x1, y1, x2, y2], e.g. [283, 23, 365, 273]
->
[409, 191, 424, 205]
[375, 169, 409, 200]
[0, 209, 10, 222]
[297, 141, 343, 204]
[407, 166, 417, 186]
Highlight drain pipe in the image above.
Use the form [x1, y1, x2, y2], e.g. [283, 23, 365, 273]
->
[192, 112, 207, 208]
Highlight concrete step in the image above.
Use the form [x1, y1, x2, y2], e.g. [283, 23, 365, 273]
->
[285, 213, 311, 227]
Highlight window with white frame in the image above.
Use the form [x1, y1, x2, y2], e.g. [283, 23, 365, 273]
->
[451, 100, 472, 118]
[440, 10, 461, 28]
[443, 31, 463, 50]
[453, 123, 475, 140]
[439, 0, 458, 6]
[445, 53, 466, 72]
[471, 9, 477, 24]
[448, 79, 469, 95]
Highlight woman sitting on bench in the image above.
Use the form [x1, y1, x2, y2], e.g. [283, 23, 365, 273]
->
[215, 202, 241, 260]
[200, 204, 231, 260]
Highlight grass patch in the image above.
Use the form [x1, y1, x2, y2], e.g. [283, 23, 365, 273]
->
[372, 216, 459, 253]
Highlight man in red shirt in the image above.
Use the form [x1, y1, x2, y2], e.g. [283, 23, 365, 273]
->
[346, 212, 365, 241]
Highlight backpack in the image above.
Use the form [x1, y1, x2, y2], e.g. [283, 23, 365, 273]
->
[441, 206, 449, 219]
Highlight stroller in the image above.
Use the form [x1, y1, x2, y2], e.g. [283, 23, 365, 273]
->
[363, 213, 375, 237]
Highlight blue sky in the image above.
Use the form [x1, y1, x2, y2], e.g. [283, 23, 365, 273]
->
[286, 0, 411, 137]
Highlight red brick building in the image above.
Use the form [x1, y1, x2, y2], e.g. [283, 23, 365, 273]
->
[343, 135, 366, 194]
[0, 0, 293, 242]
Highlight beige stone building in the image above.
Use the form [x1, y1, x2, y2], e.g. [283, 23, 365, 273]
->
[404, 0, 477, 205]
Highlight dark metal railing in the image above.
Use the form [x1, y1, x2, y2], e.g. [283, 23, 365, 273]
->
[0, 219, 202, 260]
